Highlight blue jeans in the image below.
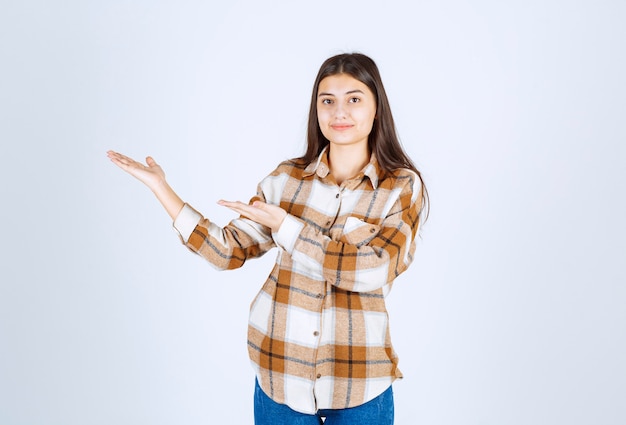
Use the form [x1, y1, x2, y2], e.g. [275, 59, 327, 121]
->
[253, 379, 394, 425]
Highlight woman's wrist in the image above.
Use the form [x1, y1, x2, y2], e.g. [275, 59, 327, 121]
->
[149, 178, 170, 195]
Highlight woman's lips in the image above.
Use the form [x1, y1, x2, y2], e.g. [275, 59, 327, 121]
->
[331, 124, 353, 131]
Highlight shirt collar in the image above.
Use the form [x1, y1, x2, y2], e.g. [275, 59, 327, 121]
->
[303, 146, 381, 189]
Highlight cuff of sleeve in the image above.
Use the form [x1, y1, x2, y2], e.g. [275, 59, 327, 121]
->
[173, 203, 202, 244]
[272, 214, 304, 254]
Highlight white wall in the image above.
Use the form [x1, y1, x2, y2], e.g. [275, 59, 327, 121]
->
[1, 1, 624, 424]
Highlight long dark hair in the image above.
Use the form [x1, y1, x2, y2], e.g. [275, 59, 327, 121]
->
[301, 53, 429, 217]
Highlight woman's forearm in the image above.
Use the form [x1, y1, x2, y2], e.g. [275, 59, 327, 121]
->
[151, 180, 185, 220]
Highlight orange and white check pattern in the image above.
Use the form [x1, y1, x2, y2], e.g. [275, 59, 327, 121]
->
[174, 147, 422, 414]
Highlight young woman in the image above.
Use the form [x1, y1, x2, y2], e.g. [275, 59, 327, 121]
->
[108, 53, 428, 425]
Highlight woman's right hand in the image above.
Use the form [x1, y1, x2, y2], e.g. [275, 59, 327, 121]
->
[107, 150, 166, 192]
[107, 150, 185, 219]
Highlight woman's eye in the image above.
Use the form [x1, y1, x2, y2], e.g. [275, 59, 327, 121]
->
[349, 97, 360, 103]
[321, 98, 333, 105]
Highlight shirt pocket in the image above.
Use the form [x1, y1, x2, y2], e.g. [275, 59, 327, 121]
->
[341, 217, 380, 247]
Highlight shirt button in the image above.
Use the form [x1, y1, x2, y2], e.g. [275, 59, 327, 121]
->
[313, 331, 319, 336]
[317, 373, 322, 379]
[335, 193, 340, 198]
[370, 227, 376, 233]
[326, 221, 331, 226]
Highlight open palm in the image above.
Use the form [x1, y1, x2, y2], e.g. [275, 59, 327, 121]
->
[107, 150, 166, 190]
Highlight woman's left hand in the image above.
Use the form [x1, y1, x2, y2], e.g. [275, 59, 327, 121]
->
[218, 200, 287, 233]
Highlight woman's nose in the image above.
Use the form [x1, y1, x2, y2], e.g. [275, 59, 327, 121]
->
[333, 103, 347, 119]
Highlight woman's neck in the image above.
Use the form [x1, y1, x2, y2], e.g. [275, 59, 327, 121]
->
[328, 144, 370, 186]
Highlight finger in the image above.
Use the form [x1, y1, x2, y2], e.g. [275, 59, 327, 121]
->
[108, 154, 147, 174]
[108, 153, 131, 167]
[108, 151, 136, 166]
[218, 200, 252, 209]
[220, 203, 255, 216]
[107, 151, 125, 163]
[111, 155, 139, 169]
[218, 200, 262, 219]
[107, 150, 128, 161]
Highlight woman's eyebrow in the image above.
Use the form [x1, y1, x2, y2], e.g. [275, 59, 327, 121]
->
[318, 89, 365, 97]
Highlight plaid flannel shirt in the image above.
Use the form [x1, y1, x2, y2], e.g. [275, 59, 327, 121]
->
[173, 147, 422, 414]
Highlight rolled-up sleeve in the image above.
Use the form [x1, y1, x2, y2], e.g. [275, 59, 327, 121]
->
[173, 199, 276, 271]
[173, 203, 203, 243]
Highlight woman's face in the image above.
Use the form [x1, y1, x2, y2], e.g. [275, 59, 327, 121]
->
[317, 73, 377, 150]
